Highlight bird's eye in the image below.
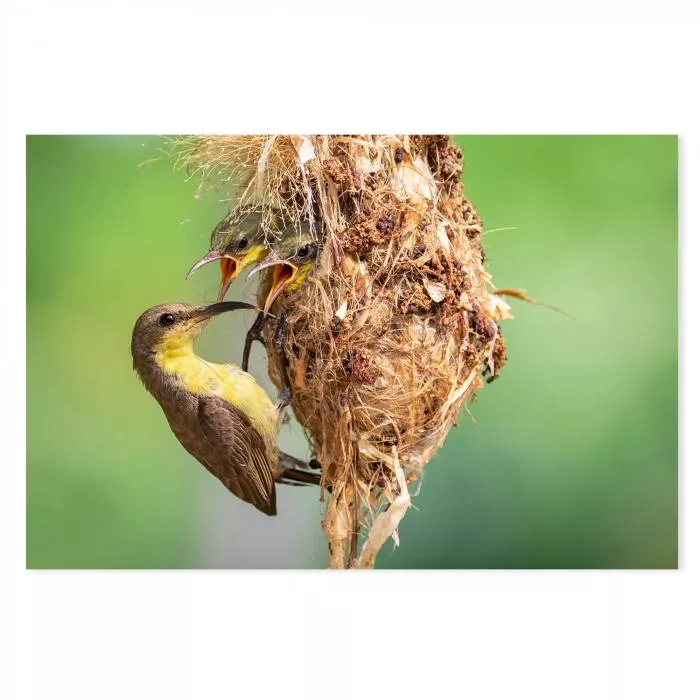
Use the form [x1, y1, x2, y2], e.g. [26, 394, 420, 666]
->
[297, 244, 310, 258]
[237, 237, 249, 250]
[159, 313, 176, 327]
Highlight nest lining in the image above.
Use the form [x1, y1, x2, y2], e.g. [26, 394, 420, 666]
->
[171, 134, 512, 568]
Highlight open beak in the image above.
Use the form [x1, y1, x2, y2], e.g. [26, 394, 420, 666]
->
[191, 301, 257, 322]
[247, 257, 299, 314]
[216, 257, 239, 302]
[185, 251, 242, 303]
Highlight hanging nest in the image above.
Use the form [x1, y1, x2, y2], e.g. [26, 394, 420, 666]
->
[171, 135, 512, 568]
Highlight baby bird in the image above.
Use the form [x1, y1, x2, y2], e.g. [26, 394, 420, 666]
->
[186, 211, 269, 302]
[247, 228, 319, 314]
[242, 228, 319, 407]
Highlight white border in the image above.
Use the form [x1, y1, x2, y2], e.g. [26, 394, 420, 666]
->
[3, 6, 697, 700]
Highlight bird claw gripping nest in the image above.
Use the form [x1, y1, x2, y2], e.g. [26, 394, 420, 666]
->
[172, 135, 512, 568]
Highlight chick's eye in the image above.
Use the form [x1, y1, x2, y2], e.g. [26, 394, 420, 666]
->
[237, 237, 249, 250]
[297, 244, 310, 257]
[159, 313, 176, 327]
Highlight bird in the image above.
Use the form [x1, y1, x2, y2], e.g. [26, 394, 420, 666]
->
[131, 301, 320, 516]
[247, 227, 319, 315]
[242, 227, 319, 408]
[186, 210, 269, 303]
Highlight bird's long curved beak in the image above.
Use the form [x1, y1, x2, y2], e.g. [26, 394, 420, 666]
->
[186, 250, 221, 279]
[191, 301, 257, 321]
[247, 256, 299, 314]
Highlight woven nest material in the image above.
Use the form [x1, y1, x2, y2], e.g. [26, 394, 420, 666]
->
[171, 135, 512, 568]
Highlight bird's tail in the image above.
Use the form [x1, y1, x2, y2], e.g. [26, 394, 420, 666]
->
[278, 451, 321, 487]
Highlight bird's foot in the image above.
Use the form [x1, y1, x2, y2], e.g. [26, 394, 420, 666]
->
[279, 451, 323, 474]
[276, 386, 292, 412]
[241, 311, 266, 372]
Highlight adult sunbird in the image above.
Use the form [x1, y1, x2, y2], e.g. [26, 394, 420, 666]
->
[186, 211, 269, 303]
[242, 228, 319, 407]
[131, 301, 319, 516]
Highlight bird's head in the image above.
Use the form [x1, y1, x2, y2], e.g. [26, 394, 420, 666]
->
[187, 212, 269, 302]
[246, 229, 318, 314]
[131, 301, 256, 360]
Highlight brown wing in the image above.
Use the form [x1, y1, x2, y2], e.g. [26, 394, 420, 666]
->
[196, 395, 277, 516]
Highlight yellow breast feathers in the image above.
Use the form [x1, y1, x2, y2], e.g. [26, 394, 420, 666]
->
[155, 342, 278, 443]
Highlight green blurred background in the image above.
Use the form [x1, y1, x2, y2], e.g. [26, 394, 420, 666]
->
[26, 135, 677, 569]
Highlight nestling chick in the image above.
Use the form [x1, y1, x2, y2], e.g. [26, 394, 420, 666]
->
[186, 211, 269, 302]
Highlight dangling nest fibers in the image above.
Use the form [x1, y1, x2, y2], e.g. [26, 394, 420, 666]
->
[171, 135, 512, 568]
